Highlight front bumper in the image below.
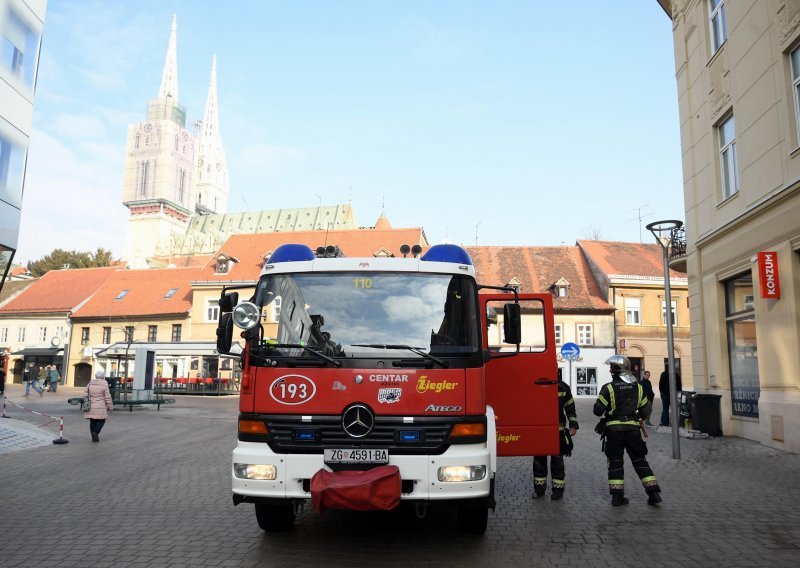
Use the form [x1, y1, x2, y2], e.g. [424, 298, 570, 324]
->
[232, 441, 491, 501]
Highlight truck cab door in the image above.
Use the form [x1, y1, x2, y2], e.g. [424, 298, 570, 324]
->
[481, 293, 559, 456]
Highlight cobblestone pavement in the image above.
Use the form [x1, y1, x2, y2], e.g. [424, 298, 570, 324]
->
[1, 384, 798, 567]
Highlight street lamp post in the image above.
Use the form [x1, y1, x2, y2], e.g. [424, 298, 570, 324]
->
[646, 220, 683, 460]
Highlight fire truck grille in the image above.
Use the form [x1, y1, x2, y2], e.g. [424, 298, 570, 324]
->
[259, 415, 457, 455]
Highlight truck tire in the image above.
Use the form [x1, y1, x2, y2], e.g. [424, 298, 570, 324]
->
[255, 502, 295, 532]
[457, 504, 488, 535]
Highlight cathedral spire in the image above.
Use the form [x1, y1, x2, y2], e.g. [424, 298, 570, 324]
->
[193, 54, 228, 215]
[158, 15, 179, 100]
[202, 54, 219, 139]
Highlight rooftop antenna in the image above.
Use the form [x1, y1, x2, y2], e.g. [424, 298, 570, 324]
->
[474, 222, 480, 246]
[627, 204, 653, 243]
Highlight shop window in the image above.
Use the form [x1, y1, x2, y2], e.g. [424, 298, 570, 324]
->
[576, 367, 597, 396]
[725, 272, 759, 418]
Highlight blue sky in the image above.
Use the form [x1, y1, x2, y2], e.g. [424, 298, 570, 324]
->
[17, 1, 681, 263]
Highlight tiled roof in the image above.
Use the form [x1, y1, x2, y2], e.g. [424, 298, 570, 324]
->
[71, 267, 201, 319]
[194, 227, 428, 282]
[0, 279, 38, 308]
[0, 267, 119, 314]
[465, 246, 614, 312]
[577, 240, 686, 279]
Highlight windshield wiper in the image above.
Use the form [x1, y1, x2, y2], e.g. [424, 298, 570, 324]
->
[261, 342, 342, 367]
[351, 344, 448, 368]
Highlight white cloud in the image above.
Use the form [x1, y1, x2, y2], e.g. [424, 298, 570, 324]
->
[51, 114, 108, 140]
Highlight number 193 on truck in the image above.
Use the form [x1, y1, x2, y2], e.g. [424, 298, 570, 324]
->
[216, 243, 559, 534]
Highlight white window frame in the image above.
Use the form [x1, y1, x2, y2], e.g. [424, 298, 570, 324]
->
[719, 114, 739, 199]
[625, 297, 642, 325]
[577, 323, 593, 346]
[18, 326, 25, 342]
[206, 299, 220, 322]
[662, 300, 678, 326]
[791, 46, 800, 147]
[554, 323, 563, 346]
[709, 0, 727, 54]
[38, 326, 47, 342]
[0, 327, 7, 342]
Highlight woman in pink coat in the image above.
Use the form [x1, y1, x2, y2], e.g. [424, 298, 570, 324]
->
[84, 369, 114, 442]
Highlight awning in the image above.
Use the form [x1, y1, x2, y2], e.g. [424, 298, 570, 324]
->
[93, 341, 240, 359]
[12, 347, 64, 357]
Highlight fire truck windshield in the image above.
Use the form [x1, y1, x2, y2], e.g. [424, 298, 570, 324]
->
[252, 272, 480, 362]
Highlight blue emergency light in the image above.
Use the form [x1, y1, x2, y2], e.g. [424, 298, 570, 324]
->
[420, 244, 473, 265]
[292, 428, 318, 441]
[398, 430, 421, 443]
[268, 244, 316, 263]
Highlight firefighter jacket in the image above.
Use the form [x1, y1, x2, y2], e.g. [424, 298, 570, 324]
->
[592, 375, 651, 431]
[558, 379, 579, 431]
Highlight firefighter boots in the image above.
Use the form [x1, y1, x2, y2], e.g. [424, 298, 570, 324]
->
[611, 493, 629, 507]
[647, 489, 662, 506]
[550, 490, 563, 501]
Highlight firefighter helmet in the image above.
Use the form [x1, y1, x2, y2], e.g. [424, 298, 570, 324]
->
[605, 355, 633, 380]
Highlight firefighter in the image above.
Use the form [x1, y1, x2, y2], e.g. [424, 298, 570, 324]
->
[533, 377, 578, 500]
[593, 355, 662, 507]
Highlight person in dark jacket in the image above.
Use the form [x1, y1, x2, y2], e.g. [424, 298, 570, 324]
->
[533, 378, 578, 500]
[641, 371, 655, 426]
[594, 355, 661, 507]
[658, 364, 682, 427]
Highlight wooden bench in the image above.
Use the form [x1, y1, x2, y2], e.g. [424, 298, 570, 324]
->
[68, 391, 176, 412]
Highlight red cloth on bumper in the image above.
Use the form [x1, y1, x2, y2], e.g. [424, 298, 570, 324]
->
[311, 465, 401, 513]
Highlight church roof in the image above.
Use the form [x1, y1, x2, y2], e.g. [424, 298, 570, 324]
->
[71, 267, 201, 319]
[186, 204, 357, 236]
[374, 212, 392, 230]
[466, 246, 614, 312]
[194, 226, 428, 282]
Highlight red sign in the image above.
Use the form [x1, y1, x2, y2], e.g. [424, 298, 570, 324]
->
[757, 252, 780, 299]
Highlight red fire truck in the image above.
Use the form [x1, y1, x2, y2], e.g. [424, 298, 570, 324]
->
[216, 243, 559, 534]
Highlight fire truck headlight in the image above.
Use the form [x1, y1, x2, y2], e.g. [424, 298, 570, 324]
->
[234, 463, 278, 480]
[437, 465, 486, 482]
[232, 302, 260, 330]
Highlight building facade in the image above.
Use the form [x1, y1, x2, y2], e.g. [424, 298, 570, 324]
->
[0, 0, 46, 290]
[663, 0, 800, 451]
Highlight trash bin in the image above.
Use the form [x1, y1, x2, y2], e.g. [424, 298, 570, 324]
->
[690, 394, 723, 436]
[679, 391, 695, 428]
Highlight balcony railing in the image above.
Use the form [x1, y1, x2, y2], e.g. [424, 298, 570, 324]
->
[669, 225, 686, 262]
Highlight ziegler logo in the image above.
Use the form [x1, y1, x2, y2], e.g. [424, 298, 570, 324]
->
[425, 404, 462, 412]
[416, 377, 458, 393]
[496, 433, 521, 444]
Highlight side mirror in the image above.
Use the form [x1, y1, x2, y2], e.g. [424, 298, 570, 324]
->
[219, 291, 239, 314]
[216, 313, 233, 353]
[503, 303, 521, 345]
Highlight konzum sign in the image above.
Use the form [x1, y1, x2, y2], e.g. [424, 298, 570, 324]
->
[757, 251, 780, 299]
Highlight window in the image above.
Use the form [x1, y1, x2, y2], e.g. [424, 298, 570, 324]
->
[1, 5, 41, 88]
[17, 326, 25, 342]
[140, 160, 149, 197]
[38, 326, 47, 342]
[115, 289, 129, 300]
[577, 324, 593, 346]
[625, 297, 642, 325]
[0, 116, 28, 208]
[725, 273, 759, 418]
[662, 300, 677, 326]
[719, 115, 739, 199]
[148, 325, 157, 342]
[164, 288, 178, 299]
[55, 325, 64, 338]
[206, 299, 220, 322]
[554, 323, 563, 346]
[124, 326, 134, 343]
[177, 169, 186, 203]
[575, 367, 598, 396]
[709, 0, 727, 53]
[81, 327, 89, 344]
[102, 327, 111, 344]
[172, 324, 182, 342]
[0, 326, 7, 342]
[791, 47, 800, 146]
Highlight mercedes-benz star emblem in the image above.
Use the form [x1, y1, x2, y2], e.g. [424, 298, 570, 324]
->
[341, 404, 375, 438]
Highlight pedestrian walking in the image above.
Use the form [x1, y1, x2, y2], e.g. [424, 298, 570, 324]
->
[47, 365, 61, 392]
[0, 365, 6, 396]
[641, 371, 655, 426]
[84, 369, 114, 442]
[658, 364, 682, 427]
[593, 355, 662, 507]
[24, 363, 44, 396]
[533, 378, 579, 500]
[37, 365, 48, 395]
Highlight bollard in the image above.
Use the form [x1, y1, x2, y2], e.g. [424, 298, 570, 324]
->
[2, 396, 7, 418]
[52, 416, 69, 445]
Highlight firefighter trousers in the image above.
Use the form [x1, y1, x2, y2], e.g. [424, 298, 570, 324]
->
[533, 455, 565, 494]
[604, 429, 660, 495]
